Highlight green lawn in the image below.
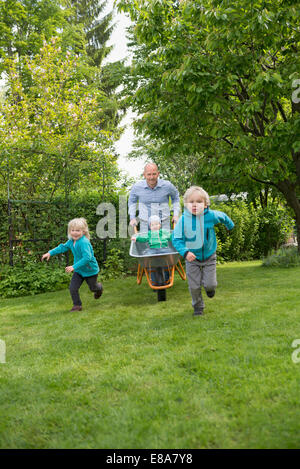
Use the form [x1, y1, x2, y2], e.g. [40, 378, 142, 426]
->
[1, 260, 300, 449]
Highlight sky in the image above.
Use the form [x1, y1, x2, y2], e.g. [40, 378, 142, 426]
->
[105, 1, 147, 179]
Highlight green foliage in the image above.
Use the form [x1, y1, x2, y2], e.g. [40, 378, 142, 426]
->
[212, 201, 294, 261]
[0, 0, 64, 68]
[0, 39, 119, 199]
[214, 201, 259, 261]
[0, 191, 121, 265]
[118, 0, 300, 244]
[262, 246, 300, 268]
[101, 247, 128, 280]
[0, 261, 69, 298]
[66, 0, 115, 66]
[255, 204, 294, 257]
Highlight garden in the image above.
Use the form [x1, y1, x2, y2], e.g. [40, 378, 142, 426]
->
[1, 262, 300, 449]
[1, 0, 300, 451]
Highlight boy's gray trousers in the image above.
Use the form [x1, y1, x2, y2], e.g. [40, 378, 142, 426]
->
[185, 254, 217, 312]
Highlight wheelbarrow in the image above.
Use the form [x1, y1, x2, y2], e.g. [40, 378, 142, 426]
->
[129, 228, 186, 302]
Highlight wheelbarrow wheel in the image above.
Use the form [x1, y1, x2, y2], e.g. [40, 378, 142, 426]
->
[157, 289, 166, 302]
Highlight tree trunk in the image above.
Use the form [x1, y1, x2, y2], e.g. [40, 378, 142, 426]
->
[276, 180, 300, 254]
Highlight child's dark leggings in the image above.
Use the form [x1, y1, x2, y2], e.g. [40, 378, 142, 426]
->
[69, 272, 102, 306]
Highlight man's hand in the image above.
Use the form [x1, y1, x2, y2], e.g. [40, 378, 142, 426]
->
[65, 266, 74, 273]
[172, 215, 179, 225]
[130, 218, 137, 226]
[186, 251, 196, 262]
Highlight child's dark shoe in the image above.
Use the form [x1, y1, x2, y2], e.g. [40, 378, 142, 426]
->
[193, 309, 204, 316]
[94, 283, 103, 299]
[206, 290, 215, 298]
[70, 305, 82, 311]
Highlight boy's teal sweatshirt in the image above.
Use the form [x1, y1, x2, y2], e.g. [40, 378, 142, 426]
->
[172, 208, 234, 261]
[49, 235, 99, 277]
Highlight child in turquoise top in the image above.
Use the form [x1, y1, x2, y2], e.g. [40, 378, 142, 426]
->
[42, 218, 103, 312]
[172, 186, 234, 316]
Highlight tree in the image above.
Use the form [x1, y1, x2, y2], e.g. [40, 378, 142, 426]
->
[64, 0, 114, 66]
[118, 0, 300, 249]
[0, 39, 119, 199]
[0, 0, 64, 65]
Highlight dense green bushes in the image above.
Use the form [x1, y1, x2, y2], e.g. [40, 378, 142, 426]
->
[0, 261, 70, 299]
[0, 191, 121, 266]
[213, 201, 294, 262]
[0, 195, 295, 297]
[262, 247, 300, 268]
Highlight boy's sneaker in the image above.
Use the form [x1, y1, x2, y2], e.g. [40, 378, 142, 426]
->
[70, 305, 82, 311]
[206, 290, 215, 298]
[94, 283, 103, 299]
[193, 309, 204, 316]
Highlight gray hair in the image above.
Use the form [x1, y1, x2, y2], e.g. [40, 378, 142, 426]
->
[149, 215, 161, 224]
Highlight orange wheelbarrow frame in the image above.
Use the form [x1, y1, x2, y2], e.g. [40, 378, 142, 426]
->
[133, 225, 186, 290]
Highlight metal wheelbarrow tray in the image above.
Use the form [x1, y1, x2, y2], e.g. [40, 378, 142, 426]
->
[129, 238, 186, 301]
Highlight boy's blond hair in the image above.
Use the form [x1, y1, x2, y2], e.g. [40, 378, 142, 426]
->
[183, 186, 210, 206]
[68, 218, 90, 240]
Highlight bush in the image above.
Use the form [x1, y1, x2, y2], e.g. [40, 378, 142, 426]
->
[212, 201, 294, 262]
[0, 195, 297, 298]
[0, 191, 120, 266]
[101, 247, 128, 280]
[0, 261, 70, 298]
[262, 246, 300, 268]
[255, 205, 294, 257]
[213, 201, 259, 261]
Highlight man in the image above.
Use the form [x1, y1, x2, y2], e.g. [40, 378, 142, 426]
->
[128, 163, 180, 232]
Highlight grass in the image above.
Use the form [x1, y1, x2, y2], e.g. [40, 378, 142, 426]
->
[1, 260, 300, 449]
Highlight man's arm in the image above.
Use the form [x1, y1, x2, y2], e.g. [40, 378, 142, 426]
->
[128, 184, 138, 225]
[169, 183, 181, 220]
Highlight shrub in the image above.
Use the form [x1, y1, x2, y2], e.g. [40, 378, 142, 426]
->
[255, 205, 294, 257]
[212, 201, 294, 262]
[101, 247, 128, 280]
[262, 246, 300, 268]
[213, 201, 259, 261]
[0, 261, 69, 298]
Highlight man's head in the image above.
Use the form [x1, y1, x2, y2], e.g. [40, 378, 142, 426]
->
[143, 163, 159, 188]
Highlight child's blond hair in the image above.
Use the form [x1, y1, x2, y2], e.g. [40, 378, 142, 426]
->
[68, 217, 90, 240]
[183, 186, 210, 206]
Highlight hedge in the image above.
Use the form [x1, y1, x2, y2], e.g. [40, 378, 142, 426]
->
[0, 195, 295, 297]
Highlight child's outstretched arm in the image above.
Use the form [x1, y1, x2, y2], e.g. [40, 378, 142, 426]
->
[42, 240, 72, 262]
[213, 211, 234, 231]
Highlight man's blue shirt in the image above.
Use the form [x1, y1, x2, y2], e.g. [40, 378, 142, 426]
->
[128, 178, 180, 222]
